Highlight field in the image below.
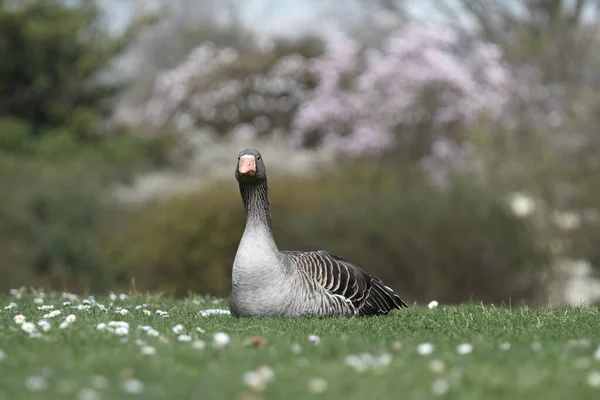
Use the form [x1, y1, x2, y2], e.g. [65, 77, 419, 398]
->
[1, 291, 600, 400]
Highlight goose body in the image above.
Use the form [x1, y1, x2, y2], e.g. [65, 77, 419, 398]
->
[229, 149, 408, 317]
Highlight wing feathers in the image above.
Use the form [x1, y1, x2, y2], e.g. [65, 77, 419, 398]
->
[282, 250, 408, 316]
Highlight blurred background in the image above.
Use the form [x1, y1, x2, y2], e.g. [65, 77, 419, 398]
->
[2, 0, 600, 306]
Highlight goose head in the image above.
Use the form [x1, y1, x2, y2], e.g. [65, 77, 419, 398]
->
[235, 148, 267, 184]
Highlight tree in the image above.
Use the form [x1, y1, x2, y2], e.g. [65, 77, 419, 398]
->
[441, 0, 600, 86]
[0, 0, 156, 137]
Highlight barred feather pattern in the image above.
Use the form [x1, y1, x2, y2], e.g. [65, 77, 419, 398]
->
[281, 250, 408, 316]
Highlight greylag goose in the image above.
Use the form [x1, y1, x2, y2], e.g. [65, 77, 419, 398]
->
[229, 148, 408, 317]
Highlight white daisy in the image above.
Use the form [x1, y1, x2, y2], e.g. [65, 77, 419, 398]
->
[429, 359, 445, 373]
[96, 323, 107, 331]
[65, 314, 76, 323]
[257, 366, 275, 382]
[140, 346, 156, 356]
[192, 340, 206, 350]
[172, 324, 184, 335]
[143, 310, 151, 316]
[242, 371, 266, 392]
[456, 343, 473, 355]
[44, 310, 61, 318]
[290, 343, 303, 354]
[14, 315, 25, 325]
[432, 378, 450, 395]
[417, 343, 435, 356]
[531, 342, 543, 352]
[308, 377, 328, 393]
[377, 353, 393, 366]
[213, 332, 230, 348]
[177, 335, 192, 343]
[122, 378, 144, 394]
[427, 300, 439, 309]
[22, 322, 36, 334]
[588, 371, 600, 388]
[114, 326, 129, 336]
[78, 387, 100, 400]
[308, 334, 321, 345]
[25, 376, 47, 391]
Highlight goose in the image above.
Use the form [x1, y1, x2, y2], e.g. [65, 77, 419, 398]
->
[229, 148, 408, 317]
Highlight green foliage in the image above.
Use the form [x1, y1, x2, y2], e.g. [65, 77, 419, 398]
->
[1, 292, 600, 400]
[0, 126, 177, 293]
[0, 0, 155, 135]
[105, 158, 548, 304]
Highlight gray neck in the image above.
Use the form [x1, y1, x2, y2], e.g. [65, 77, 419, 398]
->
[239, 180, 277, 249]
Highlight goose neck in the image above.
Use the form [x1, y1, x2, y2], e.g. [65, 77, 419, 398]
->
[240, 180, 275, 239]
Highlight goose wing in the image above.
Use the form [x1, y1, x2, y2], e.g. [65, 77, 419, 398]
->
[282, 250, 408, 315]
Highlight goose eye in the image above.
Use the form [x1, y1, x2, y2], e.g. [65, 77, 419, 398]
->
[257, 156, 261, 161]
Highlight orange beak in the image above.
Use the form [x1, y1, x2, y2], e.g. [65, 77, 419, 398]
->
[238, 155, 256, 176]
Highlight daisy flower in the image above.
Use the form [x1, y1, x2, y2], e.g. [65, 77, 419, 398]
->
[22, 322, 36, 334]
[192, 340, 206, 350]
[432, 378, 450, 395]
[114, 326, 129, 336]
[308, 335, 321, 345]
[213, 332, 230, 348]
[456, 343, 473, 355]
[177, 335, 192, 343]
[140, 346, 156, 356]
[417, 343, 435, 356]
[14, 315, 25, 325]
[308, 377, 328, 393]
[122, 378, 144, 394]
[44, 310, 61, 318]
[37, 320, 51, 332]
[172, 324, 184, 335]
[242, 371, 266, 392]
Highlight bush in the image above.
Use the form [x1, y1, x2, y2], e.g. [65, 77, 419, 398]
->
[0, 123, 178, 293]
[105, 158, 548, 304]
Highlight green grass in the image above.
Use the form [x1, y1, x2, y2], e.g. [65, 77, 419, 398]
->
[1, 292, 600, 400]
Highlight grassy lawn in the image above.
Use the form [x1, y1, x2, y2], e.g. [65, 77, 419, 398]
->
[1, 291, 600, 399]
